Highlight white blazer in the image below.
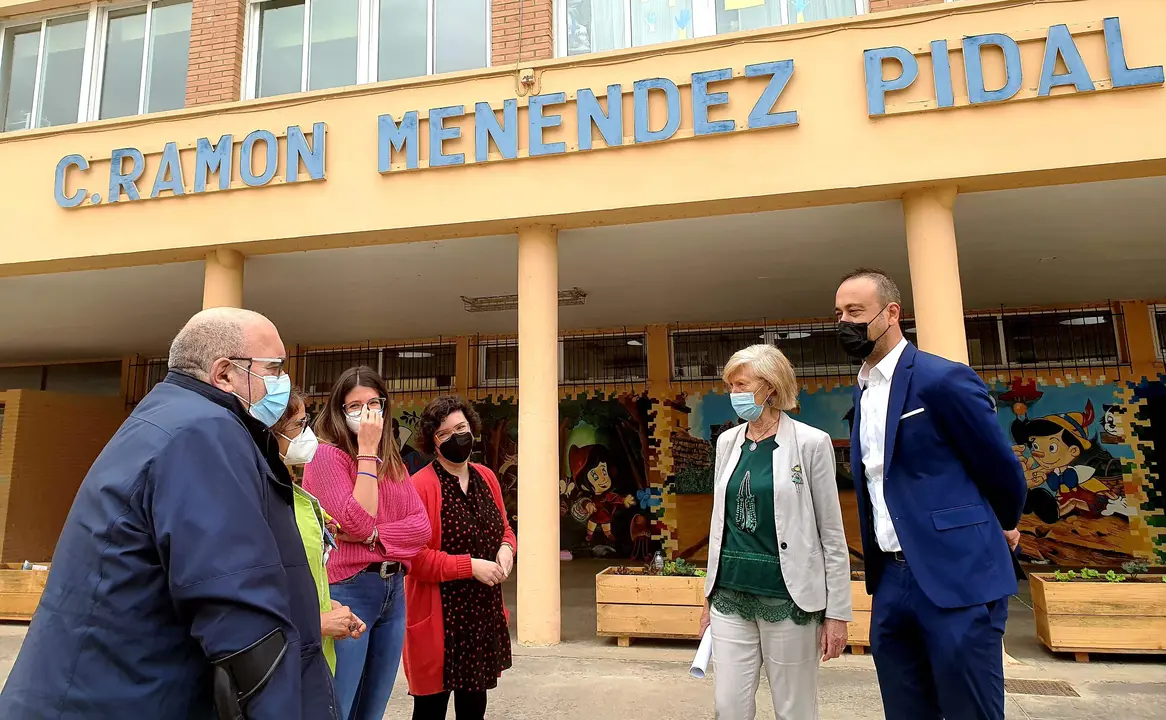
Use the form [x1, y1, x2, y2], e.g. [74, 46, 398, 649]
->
[704, 412, 853, 622]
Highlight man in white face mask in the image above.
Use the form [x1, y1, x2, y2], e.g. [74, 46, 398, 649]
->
[0, 307, 340, 720]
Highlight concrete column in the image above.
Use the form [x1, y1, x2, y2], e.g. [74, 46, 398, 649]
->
[454, 335, 471, 397]
[902, 186, 968, 365]
[202, 249, 245, 309]
[516, 225, 560, 646]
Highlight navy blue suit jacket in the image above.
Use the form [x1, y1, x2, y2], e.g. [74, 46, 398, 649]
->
[850, 343, 1027, 609]
[0, 373, 338, 719]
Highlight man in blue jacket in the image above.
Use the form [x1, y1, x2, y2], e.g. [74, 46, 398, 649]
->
[0, 308, 338, 720]
[835, 269, 1026, 720]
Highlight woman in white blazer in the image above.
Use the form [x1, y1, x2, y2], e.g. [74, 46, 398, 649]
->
[700, 344, 852, 720]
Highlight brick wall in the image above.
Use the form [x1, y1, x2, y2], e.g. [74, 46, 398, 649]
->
[186, 0, 247, 107]
[492, 0, 554, 66]
[0, 391, 126, 563]
[869, 0, 947, 12]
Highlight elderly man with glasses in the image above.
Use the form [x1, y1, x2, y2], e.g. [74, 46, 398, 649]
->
[0, 307, 339, 720]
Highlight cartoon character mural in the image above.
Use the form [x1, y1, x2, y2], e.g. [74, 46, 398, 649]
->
[1012, 400, 1133, 523]
[566, 444, 636, 545]
[558, 394, 655, 559]
[471, 394, 653, 558]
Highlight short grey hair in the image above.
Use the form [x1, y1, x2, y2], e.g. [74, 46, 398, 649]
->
[168, 307, 262, 380]
[840, 268, 901, 307]
[723, 344, 800, 411]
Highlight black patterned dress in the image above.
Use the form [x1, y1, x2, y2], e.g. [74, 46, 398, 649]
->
[435, 462, 513, 691]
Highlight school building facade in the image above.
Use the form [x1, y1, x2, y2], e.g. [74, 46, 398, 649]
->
[1, 0, 1164, 645]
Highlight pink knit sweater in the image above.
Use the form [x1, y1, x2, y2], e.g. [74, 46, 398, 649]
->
[303, 443, 432, 584]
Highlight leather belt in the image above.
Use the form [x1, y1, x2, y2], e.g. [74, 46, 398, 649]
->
[363, 561, 403, 578]
[882, 551, 907, 564]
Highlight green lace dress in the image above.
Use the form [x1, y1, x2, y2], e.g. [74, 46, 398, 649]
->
[710, 434, 825, 626]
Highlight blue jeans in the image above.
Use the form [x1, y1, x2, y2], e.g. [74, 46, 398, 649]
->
[329, 570, 407, 720]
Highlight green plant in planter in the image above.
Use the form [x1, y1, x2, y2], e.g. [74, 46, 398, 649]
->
[1053, 570, 1079, 582]
[1080, 568, 1101, 580]
[1104, 570, 1126, 583]
[1121, 560, 1149, 579]
[660, 558, 707, 578]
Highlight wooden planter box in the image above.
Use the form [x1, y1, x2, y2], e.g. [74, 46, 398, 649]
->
[848, 578, 871, 654]
[596, 567, 704, 647]
[0, 562, 50, 622]
[1030, 573, 1166, 662]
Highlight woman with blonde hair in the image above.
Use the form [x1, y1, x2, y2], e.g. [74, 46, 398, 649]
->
[701, 344, 852, 720]
[304, 366, 432, 720]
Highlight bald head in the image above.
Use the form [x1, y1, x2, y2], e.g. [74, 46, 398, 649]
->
[168, 308, 281, 381]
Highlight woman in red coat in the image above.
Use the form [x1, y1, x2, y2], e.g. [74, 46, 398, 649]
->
[404, 395, 515, 720]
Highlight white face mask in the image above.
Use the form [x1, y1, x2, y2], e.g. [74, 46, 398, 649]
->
[345, 410, 383, 436]
[280, 427, 319, 466]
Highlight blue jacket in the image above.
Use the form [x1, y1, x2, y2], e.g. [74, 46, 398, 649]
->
[850, 344, 1026, 609]
[0, 372, 339, 719]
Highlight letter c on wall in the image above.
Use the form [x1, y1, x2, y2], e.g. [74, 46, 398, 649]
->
[54, 154, 89, 208]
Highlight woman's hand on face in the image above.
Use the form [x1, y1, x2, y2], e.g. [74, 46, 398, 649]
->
[471, 558, 506, 586]
[357, 405, 384, 457]
[820, 618, 848, 662]
[496, 545, 515, 578]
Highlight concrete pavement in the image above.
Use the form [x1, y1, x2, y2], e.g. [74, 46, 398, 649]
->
[1, 560, 1162, 718]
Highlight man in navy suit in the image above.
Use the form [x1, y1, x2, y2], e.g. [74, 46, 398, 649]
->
[834, 269, 1026, 720]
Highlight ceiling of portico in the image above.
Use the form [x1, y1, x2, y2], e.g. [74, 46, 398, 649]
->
[1, 176, 1163, 363]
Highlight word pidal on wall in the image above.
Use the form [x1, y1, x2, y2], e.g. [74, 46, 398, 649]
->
[53, 17, 1161, 207]
[864, 17, 1162, 115]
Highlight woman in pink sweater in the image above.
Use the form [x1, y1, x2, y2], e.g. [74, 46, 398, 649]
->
[303, 366, 431, 720]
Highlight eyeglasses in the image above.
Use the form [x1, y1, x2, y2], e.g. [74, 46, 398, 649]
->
[288, 413, 311, 432]
[344, 397, 386, 416]
[229, 357, 286, 376]
[435, 421, 471, 444]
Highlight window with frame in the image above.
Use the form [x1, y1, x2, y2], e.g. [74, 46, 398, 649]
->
[381, 344, 456, 392]
[478, 341, 519, 387]
[1001, 310, 1120, 367]
[0, 0, 191, 133]
[560, 0, 865, 57]
[562, 334, 647, 384]
[247, 0, 489, 100]
[0, 361, 121, 395]
[1151, 305, 1166, 360]
[299, 347, 382, 396]
[671, 327, 765, 381]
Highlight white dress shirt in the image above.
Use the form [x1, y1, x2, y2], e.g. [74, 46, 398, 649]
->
[858, 337, 909, 553]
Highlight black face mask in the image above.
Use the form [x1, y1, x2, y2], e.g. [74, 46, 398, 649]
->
[438, 431, 474, 465]
[837, 305, 892, 360]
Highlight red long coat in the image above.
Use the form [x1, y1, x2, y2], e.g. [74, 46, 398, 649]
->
[402, 462, 516, 696]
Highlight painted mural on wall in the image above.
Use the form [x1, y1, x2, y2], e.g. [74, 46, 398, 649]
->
[990, 378, 1139, 565]
[1125, 376, 1166, 563]
[667, 374, 1164, 567]
[461, 394, 658, 560]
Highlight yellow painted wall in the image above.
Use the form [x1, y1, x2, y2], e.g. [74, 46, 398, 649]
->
[1, 0, 1164, 274]
[0, 391, 127, 563]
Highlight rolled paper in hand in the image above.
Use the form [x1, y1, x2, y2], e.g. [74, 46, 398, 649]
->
[690, 630, 713, 679]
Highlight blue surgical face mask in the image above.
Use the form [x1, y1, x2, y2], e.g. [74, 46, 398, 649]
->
[730, 390, 769, 422]
[232, 364, 291, 428]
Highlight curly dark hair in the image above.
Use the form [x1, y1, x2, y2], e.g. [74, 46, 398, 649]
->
[418, 395, 482, 455]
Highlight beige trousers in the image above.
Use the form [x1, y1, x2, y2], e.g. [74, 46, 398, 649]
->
[710, 606, 821, 720]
